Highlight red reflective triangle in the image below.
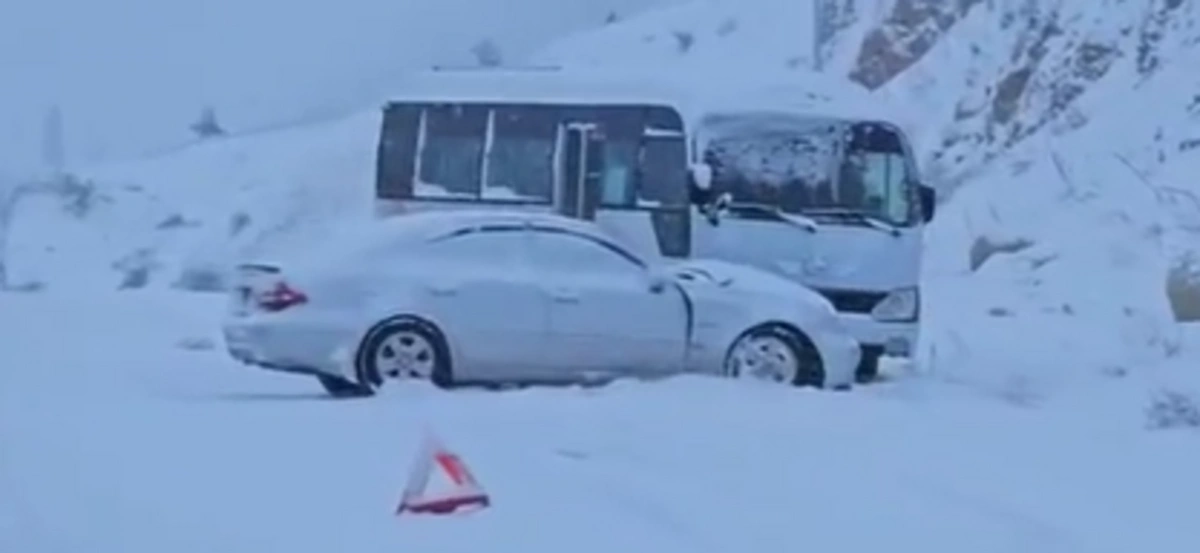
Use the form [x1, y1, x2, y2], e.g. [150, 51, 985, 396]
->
[396, 433, 490, 516]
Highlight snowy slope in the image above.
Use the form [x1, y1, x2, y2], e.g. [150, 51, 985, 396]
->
[5, 110, 382, 291]
[1, 291, 1199, 553]
[920, 141, 1181, 399]
[879, 0, 1200, 186]
[915, 42, 1200, 396]
[0, 0, 679, 173]
[532, 0, 818, 72]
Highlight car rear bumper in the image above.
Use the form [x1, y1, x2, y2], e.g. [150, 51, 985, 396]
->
[222, 316, 356, 381]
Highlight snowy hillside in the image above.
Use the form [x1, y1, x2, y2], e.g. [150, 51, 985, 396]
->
[532, 0, 819, 71]
[537, 0, 1199, 189]
[869, 0, 1200, 186]
[4, 110, 382, 291]
[915, 40, 1200, 396]
[0, 0, 678, 173]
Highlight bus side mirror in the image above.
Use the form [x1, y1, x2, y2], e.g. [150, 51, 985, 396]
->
[688, 163, 726, 226]
[688, 163, 712, 192]
[918, 184, 936, 223]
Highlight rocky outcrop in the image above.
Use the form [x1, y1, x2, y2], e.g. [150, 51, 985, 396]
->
[848, 0, 984, 89]
[847, 0, 1198, 188]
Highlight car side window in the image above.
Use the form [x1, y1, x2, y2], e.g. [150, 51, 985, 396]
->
[427, 226, 527, 266]
[529, 228, 645, 276]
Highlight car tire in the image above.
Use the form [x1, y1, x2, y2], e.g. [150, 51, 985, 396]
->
[724, 324, 825, 388]
[354, 316, 453, 394]
[316, 374, 371, 398]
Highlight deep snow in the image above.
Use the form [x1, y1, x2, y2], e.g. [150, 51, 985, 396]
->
[1, 290, 1198, 553]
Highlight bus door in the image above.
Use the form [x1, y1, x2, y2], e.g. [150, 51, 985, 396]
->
[556, 121, 606, 221]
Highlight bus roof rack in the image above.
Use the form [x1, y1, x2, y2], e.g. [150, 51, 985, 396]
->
[429, 64, 563, 72]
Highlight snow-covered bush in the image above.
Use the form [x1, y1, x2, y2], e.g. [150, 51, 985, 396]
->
[470, 39, 504, 67]
[112, 248, 160, 290]
[173, 264, 229, 293]
[1146, 389, 1200, 430]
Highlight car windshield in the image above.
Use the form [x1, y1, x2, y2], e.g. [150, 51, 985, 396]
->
[700, 114, 917, 226]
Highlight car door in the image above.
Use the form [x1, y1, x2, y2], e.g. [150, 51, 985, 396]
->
[417, 224, 551, 382]
[528, 225, 688, 379]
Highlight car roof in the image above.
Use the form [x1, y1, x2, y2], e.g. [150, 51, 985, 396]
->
[367, 209, 616, 243]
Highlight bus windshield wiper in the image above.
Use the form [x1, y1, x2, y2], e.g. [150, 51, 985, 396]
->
[724, 202, 819, 233]
[800, 207, 901, 236]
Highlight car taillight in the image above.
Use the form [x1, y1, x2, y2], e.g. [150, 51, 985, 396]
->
[256, 281, 308, 312]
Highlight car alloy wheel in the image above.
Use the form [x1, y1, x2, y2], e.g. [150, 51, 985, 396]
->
[724, 325, 825, 387]
[374, 330, 437, 381]
[727, 333, 800, 383]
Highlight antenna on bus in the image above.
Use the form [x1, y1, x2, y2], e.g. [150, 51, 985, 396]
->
[429, 64, 562, 72]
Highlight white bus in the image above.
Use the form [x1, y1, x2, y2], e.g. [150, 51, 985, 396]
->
[372, 67, 935, 382]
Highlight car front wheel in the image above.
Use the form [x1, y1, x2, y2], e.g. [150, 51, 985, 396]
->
[724, 324, 825, 388]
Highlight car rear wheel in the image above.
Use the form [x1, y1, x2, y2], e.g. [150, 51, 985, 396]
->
[354, 316, 453, 394]
[724, 324, 824, 388]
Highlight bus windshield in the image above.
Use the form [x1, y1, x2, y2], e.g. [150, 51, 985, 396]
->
[700, 113, 918, 226]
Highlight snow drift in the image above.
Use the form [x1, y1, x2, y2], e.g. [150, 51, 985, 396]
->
[920, 140, 1181, 401]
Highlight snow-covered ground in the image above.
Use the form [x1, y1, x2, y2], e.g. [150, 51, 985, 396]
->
[3, 0, 1200, 550]
[1, 290, 1198, 553]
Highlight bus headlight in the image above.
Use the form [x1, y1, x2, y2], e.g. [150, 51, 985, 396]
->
[871, 287, 918, 322]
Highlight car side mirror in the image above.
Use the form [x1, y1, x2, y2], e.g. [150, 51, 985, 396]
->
[918, 184, 936, 223]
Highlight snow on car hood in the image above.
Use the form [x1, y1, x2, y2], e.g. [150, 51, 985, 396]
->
[668, 258, 837, 316]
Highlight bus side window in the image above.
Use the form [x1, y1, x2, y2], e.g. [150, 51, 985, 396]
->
[377, 104, 421, 199]
[487, 106, 557, 201]
[419, 104, 489, 197]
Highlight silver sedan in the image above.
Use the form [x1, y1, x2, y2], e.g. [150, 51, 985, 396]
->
[221, 210, 861, 397]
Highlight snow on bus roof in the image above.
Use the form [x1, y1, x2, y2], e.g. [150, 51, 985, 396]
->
[386, 66, 895, 125]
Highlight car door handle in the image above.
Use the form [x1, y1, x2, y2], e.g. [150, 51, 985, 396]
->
[427, 284, 458, 297]
[549, 288, 580, 303]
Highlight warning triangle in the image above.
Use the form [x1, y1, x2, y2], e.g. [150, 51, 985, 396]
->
[396, 432, 490, 516]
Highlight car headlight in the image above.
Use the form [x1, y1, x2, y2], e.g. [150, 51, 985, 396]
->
[871, 287, 918, 322]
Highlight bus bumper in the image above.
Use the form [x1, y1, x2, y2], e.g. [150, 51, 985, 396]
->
[834, 314, 918, 382]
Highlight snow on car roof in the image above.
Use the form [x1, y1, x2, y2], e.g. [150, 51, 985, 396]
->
[386, 67, 893, 125]
[302, 209, 616, 257]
